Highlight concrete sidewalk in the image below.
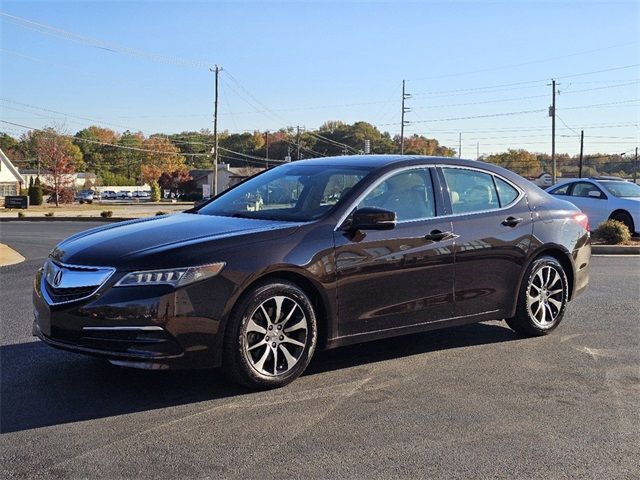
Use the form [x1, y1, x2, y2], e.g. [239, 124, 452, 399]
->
[0, 243, 25, 266]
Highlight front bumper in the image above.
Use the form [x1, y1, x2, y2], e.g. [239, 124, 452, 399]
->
[33, 265, 232, 369]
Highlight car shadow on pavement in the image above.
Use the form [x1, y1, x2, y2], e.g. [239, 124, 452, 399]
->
[1, 322, 519, 433]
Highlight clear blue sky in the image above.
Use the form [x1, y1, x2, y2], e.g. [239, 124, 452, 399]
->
[1, 0, 638, 157]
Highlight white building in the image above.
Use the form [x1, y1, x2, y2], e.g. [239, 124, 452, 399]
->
[0, 148, 25, 198]
[19, 169, 98, 190]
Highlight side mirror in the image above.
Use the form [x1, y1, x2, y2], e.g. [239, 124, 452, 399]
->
[349, 207, 396, 231]
[587, 190, 603, 199]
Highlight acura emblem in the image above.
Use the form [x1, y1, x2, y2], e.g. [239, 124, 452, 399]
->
[53, 269, 64, 287]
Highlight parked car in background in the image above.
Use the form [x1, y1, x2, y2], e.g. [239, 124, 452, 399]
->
[101, 190, 117, 200]
[75, 190, 95, 204]
[33, 155, 591, 389]
[546, 177, 640, 234]
[117, 190, 132, 199]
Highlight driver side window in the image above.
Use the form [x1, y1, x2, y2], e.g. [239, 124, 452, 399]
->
[358, 168, 435, 221]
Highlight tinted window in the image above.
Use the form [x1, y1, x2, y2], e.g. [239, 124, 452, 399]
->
[570, 182, 603, 198]
[442, 168, 500, 214]
[549, 184, 570, 195]
[494, 177, 519, 206]
[197, 164, 371, 221]
[359, 168, 435, 221]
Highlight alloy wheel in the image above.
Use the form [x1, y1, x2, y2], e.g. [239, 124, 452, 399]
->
[526, 265, 565, 328]
[243, 295, 309, 376]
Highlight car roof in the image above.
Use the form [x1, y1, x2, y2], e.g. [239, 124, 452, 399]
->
[291, 154, 492, 169]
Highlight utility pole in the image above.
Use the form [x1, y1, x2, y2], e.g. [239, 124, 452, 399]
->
[634, 147, 638, 183]
[265, 131, 269, 169]
[458, 132, 462, 158]
[549, 79, 557, 184]
[296, 126, 301, 160]
[578, 130, 584, 178]
[400, 80, 411, 154]
[476, 142, 480, 160]
[211, 65, 222, 196]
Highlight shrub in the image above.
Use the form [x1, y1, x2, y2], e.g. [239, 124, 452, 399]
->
[592, 220, 631, 245]
[155, 211, 167, 216]
[44, 212, 54, 217]
[18, 211, 25, 218]
[100, 210, 113, 218]
[30, 177, 44, 206]
[150, 180, 161, 202]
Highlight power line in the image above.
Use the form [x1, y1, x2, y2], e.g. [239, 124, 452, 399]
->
[409, 42, 638, 81]
[0, 12, 211, 69]
[411, 64, 640, 97]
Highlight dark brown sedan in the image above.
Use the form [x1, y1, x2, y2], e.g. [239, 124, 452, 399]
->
[33, 156, 591, 388]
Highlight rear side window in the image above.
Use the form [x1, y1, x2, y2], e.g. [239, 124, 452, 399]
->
[494, 177, 519, 207]
[442, 168, 500, 214]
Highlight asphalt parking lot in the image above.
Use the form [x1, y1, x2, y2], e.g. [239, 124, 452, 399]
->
[1, 222, 639, 479]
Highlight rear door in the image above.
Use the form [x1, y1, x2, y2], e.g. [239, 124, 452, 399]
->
[334, 166, 455, 337]
[439, 166, 533, 318]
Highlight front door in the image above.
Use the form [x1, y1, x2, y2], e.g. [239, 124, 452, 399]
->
[334, 167, 455, 337]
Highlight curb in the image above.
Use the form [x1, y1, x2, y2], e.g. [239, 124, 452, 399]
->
[591, 244, 640, 255]
[0, 217, 131, 223]
[0, 243, 26, 267]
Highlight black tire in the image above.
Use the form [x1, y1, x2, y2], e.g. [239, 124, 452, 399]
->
[223, 280, 318, 389]
[505, 255, 569, 336]
[610, 211, 635, 235]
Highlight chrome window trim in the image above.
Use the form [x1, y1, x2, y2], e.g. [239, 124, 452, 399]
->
[334, 163, 526, 231]
[438, 164, 525, 218]
[42, 259, 116, 306]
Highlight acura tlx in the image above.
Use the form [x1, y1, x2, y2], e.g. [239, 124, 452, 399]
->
[33, 155, 590, 388]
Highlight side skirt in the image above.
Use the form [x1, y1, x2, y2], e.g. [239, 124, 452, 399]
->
[324, 309, 504, 350]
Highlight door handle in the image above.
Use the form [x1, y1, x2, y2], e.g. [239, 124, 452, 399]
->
[502, 216, 523, 227]
[424, 229, 453, 241]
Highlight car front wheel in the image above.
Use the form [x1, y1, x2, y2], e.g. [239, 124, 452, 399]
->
[223, 280, 318, 389]
[505, 255, 568, 336]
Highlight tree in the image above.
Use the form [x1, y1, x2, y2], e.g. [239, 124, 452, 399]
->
[402, 134, 455, 156]
[150, 180, 161, 202]
[74, 126, 119, 174]
[158, 169, 191, 198]
[140, 137, 187, 184]
[0, 132, 22, 161]
[32, 177, 44, 205]
[485, 149, 541, 177]
[36, 131, 77, 207]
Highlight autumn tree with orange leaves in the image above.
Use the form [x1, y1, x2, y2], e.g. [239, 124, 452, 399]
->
[140, 136, 187, 185]
[35, 131, 77, 207]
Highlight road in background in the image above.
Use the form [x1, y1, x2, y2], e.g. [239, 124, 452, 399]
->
[1, 222, 639, 479]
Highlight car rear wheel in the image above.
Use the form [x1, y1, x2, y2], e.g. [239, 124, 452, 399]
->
[223, 280, 317, 389]
[610, 211, 635, 234]
[505, 255, 568, 336]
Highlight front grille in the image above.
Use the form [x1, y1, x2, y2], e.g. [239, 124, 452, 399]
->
[45, 284, 98, 303]
[43, 260, 115, 305]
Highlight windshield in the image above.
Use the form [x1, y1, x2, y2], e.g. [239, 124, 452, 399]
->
[601, 181, 640, 198]
[196, 164, 373, 221]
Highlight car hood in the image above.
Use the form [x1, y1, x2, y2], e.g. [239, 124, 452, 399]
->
[51, 213, 302, 269]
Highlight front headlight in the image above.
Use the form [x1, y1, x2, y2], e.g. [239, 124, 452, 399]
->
[115, 262, 225, 287]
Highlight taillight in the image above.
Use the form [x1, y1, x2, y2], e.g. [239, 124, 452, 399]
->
[573, 212, 590, 232]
